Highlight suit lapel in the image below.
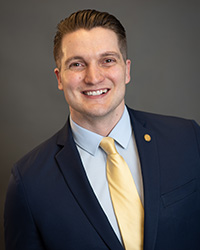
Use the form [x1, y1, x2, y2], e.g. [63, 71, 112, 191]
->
[55, 121, 123, 250]
[129, 109, 160, 250]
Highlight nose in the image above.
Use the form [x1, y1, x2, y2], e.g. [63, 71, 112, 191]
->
[84, 64, 104, 85]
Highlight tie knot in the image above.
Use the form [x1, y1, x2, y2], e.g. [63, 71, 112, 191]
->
[100, 137, 117, 155]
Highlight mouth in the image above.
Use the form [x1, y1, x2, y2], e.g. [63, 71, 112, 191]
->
[83, 89, 109, 96]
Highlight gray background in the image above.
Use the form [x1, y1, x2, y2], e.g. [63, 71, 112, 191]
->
[1, 0, 199, 249]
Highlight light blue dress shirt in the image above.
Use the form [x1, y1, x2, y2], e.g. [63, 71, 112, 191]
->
[70, 106, 143, 242]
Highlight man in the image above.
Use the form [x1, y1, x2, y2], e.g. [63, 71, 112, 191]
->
[4, 9, 200, 250]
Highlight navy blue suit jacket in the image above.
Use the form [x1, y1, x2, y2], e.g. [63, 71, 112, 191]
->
[4, 108, 200, 250]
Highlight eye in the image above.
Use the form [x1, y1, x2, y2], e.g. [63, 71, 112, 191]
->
[106, 58, 115, 63]
[101, 58, 117, 67]
[69, 62, 82, 68]
[69, 62, 85, 71]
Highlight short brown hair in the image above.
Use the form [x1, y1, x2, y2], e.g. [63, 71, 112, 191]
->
[53, 9, 127, 69]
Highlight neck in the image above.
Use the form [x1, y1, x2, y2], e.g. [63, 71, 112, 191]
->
[70, 106, 125, 137]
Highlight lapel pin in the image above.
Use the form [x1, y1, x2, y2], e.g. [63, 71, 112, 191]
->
[144, 134, 151, 142]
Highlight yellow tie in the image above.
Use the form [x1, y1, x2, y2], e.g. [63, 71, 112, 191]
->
[100, 137, 144, 250]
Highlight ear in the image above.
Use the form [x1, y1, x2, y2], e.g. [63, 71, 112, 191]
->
[125, 59, 131, 84]
[54, 68, 63, 90]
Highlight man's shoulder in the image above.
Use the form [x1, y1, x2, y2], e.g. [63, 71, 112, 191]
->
[13, 121, 70, 177]
[128, 107, 199, 130]
[127, 107, 200, 147]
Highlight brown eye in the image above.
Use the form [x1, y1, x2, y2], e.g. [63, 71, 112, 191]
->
[70, 62, 81, 68]
[101, 58, 116, 67]
[105, 59, 115, 63]
[69, 62, 85, 71]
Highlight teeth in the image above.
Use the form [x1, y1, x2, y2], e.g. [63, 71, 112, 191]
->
[85, 89, 108, 96]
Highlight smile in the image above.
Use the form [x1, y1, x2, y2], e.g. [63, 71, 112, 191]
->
[83, 89, 109, 96]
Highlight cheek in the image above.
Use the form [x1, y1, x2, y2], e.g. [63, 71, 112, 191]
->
[109, 70, 127, 87]
[62, 73, 75, 84]
[108, 65, 127, 81]
[69, 72, 84, 82]
[61, 73, 84, 94]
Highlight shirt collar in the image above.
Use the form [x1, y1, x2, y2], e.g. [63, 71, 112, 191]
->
[70, 106, 132, 156]
[109, 106, 132, 149]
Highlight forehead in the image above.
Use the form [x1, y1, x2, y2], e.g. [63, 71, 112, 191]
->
[61, 27, 121, 59]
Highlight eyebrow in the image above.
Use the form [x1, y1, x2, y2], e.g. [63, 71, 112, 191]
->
[99, 51, 121, 59]
[64, 51, 121, 66]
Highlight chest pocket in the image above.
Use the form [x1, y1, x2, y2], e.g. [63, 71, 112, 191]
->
[161, 179, 197, 207]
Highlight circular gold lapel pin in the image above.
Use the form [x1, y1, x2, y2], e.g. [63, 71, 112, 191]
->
[144, 134, 151, 142]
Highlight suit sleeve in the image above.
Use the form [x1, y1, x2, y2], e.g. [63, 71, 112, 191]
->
[4, 166, 46, 250]
[191, 120, 200, 156]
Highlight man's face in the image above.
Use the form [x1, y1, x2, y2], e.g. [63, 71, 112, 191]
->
[55, 27, 131, 127]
